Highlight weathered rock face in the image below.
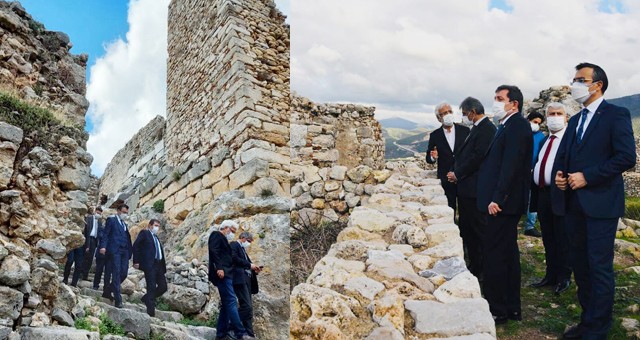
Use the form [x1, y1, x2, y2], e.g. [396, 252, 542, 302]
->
[0, 1, 89, 126]
[290, 161, 496, 339]
[291, 96, 386, 225]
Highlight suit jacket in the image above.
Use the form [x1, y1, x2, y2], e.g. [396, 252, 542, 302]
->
[83, 215, 103, 249]
[477, 113, 533, 215]
[230, 241, 252, 285]
[99, 215, 133, 258]
[132, 229, 166, 273]
[208, 231, 233, 285]
[452, 118, 497, 198]
[552, 100, 635, 218]
[426, 124, 471, 180]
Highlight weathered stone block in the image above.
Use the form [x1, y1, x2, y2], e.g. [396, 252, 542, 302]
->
[228, 158, 268, 189]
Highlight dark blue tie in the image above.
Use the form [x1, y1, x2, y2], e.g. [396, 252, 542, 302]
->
[496, 124, 504, 135]
[576, 109, 589, 144]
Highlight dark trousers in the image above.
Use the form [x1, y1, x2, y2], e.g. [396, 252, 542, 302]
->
[482, 213, 521, 317]
[107, 251, 129, 305]
[94, 252, 108, 290]
[82, 237, 98, 280]
[216, 277, 247, 338]
[233, 280, 254, 337]
[142, 261, 168, 317]
[440, 178, 457, 216]
[537, 188, 571, 283]
[63, 247, 84, 286]
[565, 193, 617, 337]
[458, 196, 485, 278]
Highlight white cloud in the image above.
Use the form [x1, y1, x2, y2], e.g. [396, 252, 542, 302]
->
[292, 0, 640, 119]
[87, 0, 169, 176]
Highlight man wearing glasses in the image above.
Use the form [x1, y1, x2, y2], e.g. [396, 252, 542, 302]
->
[555, 63, 635, 339]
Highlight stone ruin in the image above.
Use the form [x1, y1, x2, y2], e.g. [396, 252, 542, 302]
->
[291, 95, 387, 226]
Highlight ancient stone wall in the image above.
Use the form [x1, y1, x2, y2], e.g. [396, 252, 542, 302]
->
[1, 2, 92, 330]
[0, 1, 88, 127]
[165, 0, 290, 194]
[290, 161, 495, 339]
[291, 95, 387, 225]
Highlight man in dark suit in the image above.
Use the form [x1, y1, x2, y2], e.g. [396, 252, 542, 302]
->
[477, 85, 532, 324]
[98, 204, 133, 308]
[82, 207, 103, 281]
[447, 97, 496, 279]
[231, 232, 262, 338]
[426, 102, 470, 215]
[209, 220, 253, 340]
[529, 103, 572, 295]
[93, 214, 110, 290]
[555, 63, 635, 339]
[62, 244, 85, 287]
[133, 219, 167, 317]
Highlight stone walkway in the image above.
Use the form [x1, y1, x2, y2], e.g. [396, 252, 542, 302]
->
[290, 161, 496, 339]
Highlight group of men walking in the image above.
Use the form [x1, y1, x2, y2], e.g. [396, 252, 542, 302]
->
[63, 204, 168, 317]
[426, 62, 635, 339]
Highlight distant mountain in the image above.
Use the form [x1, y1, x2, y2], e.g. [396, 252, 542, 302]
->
[609, 94, 640, 117]
[397, 131, 429, 145]
[379, 117, 419, 130]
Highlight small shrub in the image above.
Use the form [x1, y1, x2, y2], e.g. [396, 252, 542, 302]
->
[33, 83, 44, 96]
[28, 19, 45, 35]
[156, 297, 171, 311]
[99, 313, 125, 336]
[152, 199, 165, 213]
[179, 314, 218, 328]
[625, 197, 640, 221]
[259, 188, 275, 198]
[74, 317, 94, 332]
[172, 171, 182, 182]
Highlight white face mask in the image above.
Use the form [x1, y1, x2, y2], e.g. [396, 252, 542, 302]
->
[570, 82, 595, 104]
[241, 241, 251, 248]
[530, 122, 540, 132]
[442, 113, 454, 127]
[461, 115, 473, 127]
[546, 115, 566, 132]
[151, 226, 159, 234]
[226, 232, 235, 241]
[492, 101, 509, 121]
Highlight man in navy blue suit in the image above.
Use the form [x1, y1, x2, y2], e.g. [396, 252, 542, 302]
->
[99, 204, 133, 308]
[555, 63, 635, 339]
[231, 232, 262, 338]
[477, 85, 533, 324]
[133, 219, 167, 317]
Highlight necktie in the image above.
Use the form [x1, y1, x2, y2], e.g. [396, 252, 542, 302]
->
[496, 124, 504, 135]
[153, 234, 161, 260]
[576, 109, 589, 143]
[538, 135, 557, 187]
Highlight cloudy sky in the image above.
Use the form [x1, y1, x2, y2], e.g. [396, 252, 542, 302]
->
[291, 0, 640, 125]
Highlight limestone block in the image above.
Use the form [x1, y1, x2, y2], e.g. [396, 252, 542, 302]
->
[420, 239, 464, 260]
[347, 165, 372, 183]
[420, 205, 454, 221]
[0, 141, 18, 189]
[312, 134, 335, 148]
[240, 147, 288, 165]
[419, 257, 468, 280]
[19, 326, 100, 339]
[408, 254, 435, 271]
[344, 277, 385, 301]
[163, 284, 207, 315]
[170, 197, 194, 220]
[367, 193, 401, 210]
[329, 165, 348, 180]
[186, 178, 202, 197]
[327, 240, 387, 262]
[302, 165, 322, 184]
[57, 164, 91, 190]
[290, 124, 308, 147]
[425, 223, 461, 247]
[194, 189, 213, 209]
[404, 299, 495, 337]
[313, 149, 339, 162]
[369, 291, 404, 332]
[309, 181, 325, 198]
[433, 271, 482, 303]
[0, 122, 24, 144]
[0, 254, 30, 286]
[324, 181, 341, 192]
[372, 169, 391, 182]
[290, 283, 359, 326]
[36, 238, 66, 259]
[366, 258, 434, 293]
[307, 256, 366, 288]
[0, 286, 23, 320]
[311, 198, 325, 209]
[337, 227, 385, 243]
[345, 193, 360, 208]
[388, 244, 414, 255]
[348, 207, 395, 232]
[367, 249, 406, 261]
[365, 327, 404, 340]
[229, 158, 268, 189]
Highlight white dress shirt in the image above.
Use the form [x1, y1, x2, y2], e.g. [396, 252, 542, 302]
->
[575, 96, 604, 139]
[533, 127, 566, 186]
[444, 124, 456, 152]
[474, 116, 487, 126]
[153, 233, 163, 260]
[90, 216, 98, 237]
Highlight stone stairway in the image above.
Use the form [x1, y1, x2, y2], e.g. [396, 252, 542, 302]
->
[290, 161, 496, 339]
[11, 271, 218, 339]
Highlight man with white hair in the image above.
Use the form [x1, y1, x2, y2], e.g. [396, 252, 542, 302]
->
[208, 220, 254, 340]
[426, 102, 470, 215]
[529, 103, 572, 295]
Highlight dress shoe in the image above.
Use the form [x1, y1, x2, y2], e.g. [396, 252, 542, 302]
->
[492, 315, 508, 325]
[555, 280, 571, 295]
[530, 277, 556, 288]
[563, 324, 584, 339]
[524, 228, 542, 237]
[508, 312, 522, 321]
[101, 292, 114, 301]
[115, 303, 123, 308]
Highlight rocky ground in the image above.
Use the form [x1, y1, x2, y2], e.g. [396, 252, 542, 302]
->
[495, 220, 640, 340]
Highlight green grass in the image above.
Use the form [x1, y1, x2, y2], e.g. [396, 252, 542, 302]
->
[98, 313, 125, 337]
[156, 297, 171, 312]
[74, 317, 96, 332]
[625, 197, 640, 220]
[178, 314, 218, 328]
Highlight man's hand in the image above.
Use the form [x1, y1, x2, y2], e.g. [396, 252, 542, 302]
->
[430, 146, 438, 160]
[99, 248, 106, 255]
[133, 263, 139, 269]
[216, 269, 224, 279]
[447, 171, 457, 183]
[85, 247, 90, 252]
[251, 264, 261, 273]
[555, 171, 567, 191]
[568, 172, 587, 190]
[488, 202, 502, 216]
